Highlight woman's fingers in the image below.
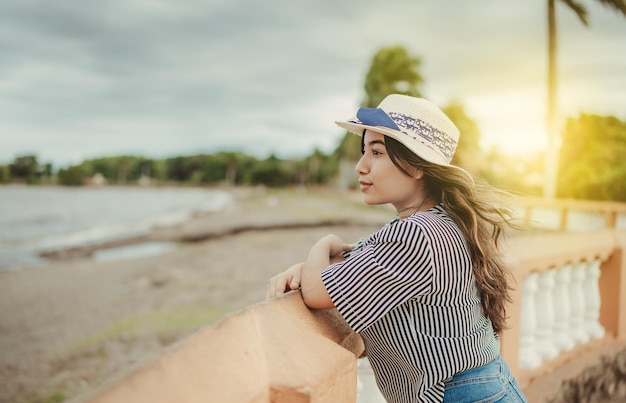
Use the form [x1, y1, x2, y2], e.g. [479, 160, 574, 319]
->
[266, 272, 292, 298]
[266, 263, 304, 299]
[289, 267, 301, 290]
[266, 274, 284, 298]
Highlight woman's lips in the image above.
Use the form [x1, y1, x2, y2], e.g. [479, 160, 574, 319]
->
[359, 181, 372, 192]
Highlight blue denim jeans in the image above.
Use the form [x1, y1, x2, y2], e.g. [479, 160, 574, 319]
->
[443, 355, 527, 403]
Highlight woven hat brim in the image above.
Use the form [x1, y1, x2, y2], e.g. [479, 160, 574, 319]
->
[335, 119, 474, 184]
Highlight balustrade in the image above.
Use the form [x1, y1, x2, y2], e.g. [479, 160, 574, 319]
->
[517, 260, 605, 370]
[514, 197, 626, 232]
[501, 226, 626, 398]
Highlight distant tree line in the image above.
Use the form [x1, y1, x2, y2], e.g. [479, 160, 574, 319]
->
[2, 46, 625, 202]
[0, 149, 340, 188]
[2, 113, 624, 202]
[50, 149, 339, 187]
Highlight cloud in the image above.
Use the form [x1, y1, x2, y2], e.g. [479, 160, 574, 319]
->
[0, 0, 625, 167]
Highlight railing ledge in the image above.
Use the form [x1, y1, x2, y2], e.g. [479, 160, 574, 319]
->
[504, 229, 615, 276]
[83, 292, 364, 403]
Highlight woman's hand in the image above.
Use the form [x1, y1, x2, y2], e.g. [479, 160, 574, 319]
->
[315, 234, 353, 260]
[266, 262, 304, 299]
[265, 235, 353, 306]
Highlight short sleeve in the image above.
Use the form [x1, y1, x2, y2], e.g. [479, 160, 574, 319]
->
[321, 219, 434, 333]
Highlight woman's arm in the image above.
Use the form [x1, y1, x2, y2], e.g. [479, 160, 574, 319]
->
[301, 235, 352, 309]
[266, 234, 352, 308]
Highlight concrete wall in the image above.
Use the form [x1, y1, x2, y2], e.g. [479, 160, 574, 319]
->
[84, 292, 364, 403]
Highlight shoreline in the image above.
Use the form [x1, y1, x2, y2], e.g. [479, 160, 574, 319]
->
[32, 186, 390, 264]
[0, 187, 392, 403]
[0, 185, 238, 271]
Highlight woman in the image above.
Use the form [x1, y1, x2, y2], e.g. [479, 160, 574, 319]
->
[266, 94, 527, 402]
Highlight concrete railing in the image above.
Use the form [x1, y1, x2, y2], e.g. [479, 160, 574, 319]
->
[500, 230, 626, 389]
[85, 291, 365, 402]
[84, 199, 626, 402]
[512, 196, 626, 232]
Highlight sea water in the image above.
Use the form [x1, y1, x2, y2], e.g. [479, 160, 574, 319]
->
[0, 185, 233, 269]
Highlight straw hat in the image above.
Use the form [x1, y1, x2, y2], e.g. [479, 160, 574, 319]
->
[335, 94, 472, 180]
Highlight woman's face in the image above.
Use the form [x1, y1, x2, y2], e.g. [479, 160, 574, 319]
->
[355, 130, 425, 215]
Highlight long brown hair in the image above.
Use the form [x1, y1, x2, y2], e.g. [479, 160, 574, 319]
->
[383, 135, 517, 334]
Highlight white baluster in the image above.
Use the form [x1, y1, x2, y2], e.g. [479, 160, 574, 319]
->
[584, 260, 605, 339]
[569, 263, 589, 344]
[535, 270, 558, 359]
[552, 265, 575, 351]
[356, 358, 386, 403]
[518, 273, 542, 369]
[617, 213, 626, 230]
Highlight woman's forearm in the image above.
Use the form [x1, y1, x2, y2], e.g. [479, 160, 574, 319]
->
[300, 239, 335, 309]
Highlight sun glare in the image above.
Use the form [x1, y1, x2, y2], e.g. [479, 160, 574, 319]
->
[468, 93, 548, 157]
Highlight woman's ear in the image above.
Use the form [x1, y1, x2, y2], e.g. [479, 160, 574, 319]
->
[415, 169, 424, 180]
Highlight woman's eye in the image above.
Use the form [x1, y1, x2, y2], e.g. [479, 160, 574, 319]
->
[362, 146, 383, 156]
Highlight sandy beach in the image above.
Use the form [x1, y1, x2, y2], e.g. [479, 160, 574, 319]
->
[0, 187, 392, 403]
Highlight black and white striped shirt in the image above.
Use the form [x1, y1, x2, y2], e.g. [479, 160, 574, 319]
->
[321, 204, 500, 402]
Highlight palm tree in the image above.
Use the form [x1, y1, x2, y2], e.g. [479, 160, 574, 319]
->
[544, 0, 626, 198]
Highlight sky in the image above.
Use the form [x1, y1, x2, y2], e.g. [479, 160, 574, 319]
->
[1, 0, 625, 168]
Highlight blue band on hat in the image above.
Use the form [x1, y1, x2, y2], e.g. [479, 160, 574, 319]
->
[356, 108, 401, 131]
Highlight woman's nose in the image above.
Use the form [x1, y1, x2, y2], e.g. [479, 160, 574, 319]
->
[355, 155, 368, 175]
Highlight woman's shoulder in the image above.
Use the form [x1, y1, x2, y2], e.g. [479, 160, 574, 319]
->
[404, 204, 462, 237]
[406, 204, 450, 226]
[372, 205, 456, 241]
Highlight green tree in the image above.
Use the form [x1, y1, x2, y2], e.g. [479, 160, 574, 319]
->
[543, 0, 626, 198]
[58, 165, 89, 186]
[152, 159, 168, 183]
[9, 155, 39, 182]
[90, 157, 117, 180]
[556, 113, 626, 201]
[117, 157, 131, 184]
[233, 154, 258, 186]
[134, 158, 157, 183]
[165, 155, 206, 183]
[301, 148, 334, 186]
[166, 156, 188, 182]
[363, 45, 424, 108]
[248, 154, 293, 187]
[0, 165, 10, 183]
[84, 156, 148, 183]
[216, 152, 242, 185]
[197, 156, 222, 184]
